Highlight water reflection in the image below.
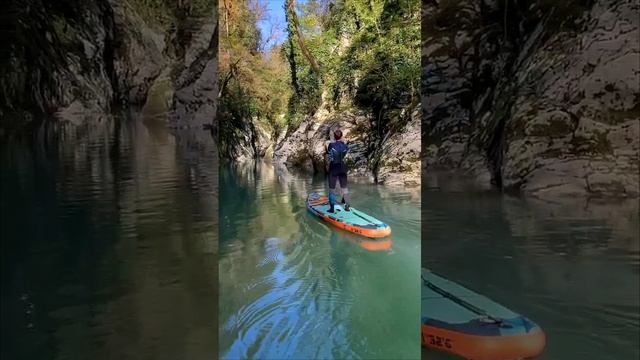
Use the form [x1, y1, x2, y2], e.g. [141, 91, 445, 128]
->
[423, 173, 639, 360]
[1, 113, 218, 360]
[219, 162, 420, 359]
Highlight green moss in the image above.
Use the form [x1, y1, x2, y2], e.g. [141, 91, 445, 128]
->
[52, 16, 77, 46]
[600, 102, 640, 125]
[384, 159, 402, 168]
[190, 0, 213, 17]
[570, 130, 612, 155]
[535, 0, 591, 32]
[507, 118, 528, 139]
[529, 115, 573, 138]
[128, 0, 174, 31]
[540, 147, 564, 159]
[290, 148, 311, 167]
[380, 159, 414, 172]
[593, 130, 612, 154]
[399, 164, 413, 172]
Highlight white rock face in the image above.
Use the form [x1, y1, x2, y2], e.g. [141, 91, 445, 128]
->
[274, 108, 421, 186]
[273, 112, 366, 174]
[111, 0, 167, 105]
[423, 0, 639, 198]
[502, 0, 639, 198]
[377, 108, 421, 187]
[171, 14, 217, 129]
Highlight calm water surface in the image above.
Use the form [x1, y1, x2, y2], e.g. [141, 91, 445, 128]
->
[219, 163, 421, 359]
[0, 115, 218, 360]
[422, 172, 640, 360]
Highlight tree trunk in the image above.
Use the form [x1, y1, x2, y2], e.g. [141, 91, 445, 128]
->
[287, 36, 300, 95]
[286, 0, 320, 73]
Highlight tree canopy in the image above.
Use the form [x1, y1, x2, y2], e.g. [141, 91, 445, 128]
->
[218, 0, 420, 160]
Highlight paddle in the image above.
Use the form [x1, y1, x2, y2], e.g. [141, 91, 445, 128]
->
[422, 272, 504, 325]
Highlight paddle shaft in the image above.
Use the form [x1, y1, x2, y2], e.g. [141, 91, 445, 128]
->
[422, 275, 503, 324]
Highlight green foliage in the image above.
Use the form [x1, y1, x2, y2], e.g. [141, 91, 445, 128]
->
[189, 0, 214, 17]
[284, 0, 320, 126]
[128, 0, 174, 30]
[128, 0, 214, 31]
[52, 16, 77, 46]
[219, 0, 420, 163]
[323, 0, 420, 176]
[331, 0, 420, 136]
[298, 69, 322, 114]
[219, 1, 291, 158]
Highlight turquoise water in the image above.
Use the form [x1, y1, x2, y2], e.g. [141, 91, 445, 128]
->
[219, 162, 421, 359]
[422, 172, 640, 360]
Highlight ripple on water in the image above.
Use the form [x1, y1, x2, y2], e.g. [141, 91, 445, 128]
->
[2, 121, 219, 360]
[423, 183, 640, 360]
[219, 163, 420, 359]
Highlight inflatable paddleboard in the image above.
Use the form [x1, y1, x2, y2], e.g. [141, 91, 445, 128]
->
[422, 269, 546, 360]
[306, 192, 391, 238]
[334, 228, 393, 251]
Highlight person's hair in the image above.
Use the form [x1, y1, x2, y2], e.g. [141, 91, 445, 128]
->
[334, 129, 343, 140]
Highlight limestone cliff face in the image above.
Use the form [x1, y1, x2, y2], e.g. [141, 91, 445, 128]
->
[378, 108, 422, 186]
[422, 0, 639, 198]
[273, 111, 369, 175]
[273, 107, 421, 187]
[220, 119, 272, 163]
[110, 1, 168, 106]
[170, 16, 217, 129]
[0, 0, 216, 135]
[1, 0, 118, 129]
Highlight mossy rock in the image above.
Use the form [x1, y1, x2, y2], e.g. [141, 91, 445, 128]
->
[528, 112, 575, 138]
[382, 159, 402, 168]
[570, 131, 612, 155]
[127, 0, 174, 31]
[289, 148, 313, 167]
[52, 16, 78, 47]
[540, 147, 565, 159]
[595, 102, 640, 125]
[506, 118, 528, 140]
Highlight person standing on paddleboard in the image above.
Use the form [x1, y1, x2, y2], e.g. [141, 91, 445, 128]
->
[326, 129, 350, 213]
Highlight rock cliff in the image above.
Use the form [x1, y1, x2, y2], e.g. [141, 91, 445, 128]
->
[422, 0, 639, 198]
[0, 0, 216, 135]
[273, 107, 421, 187]
[171, 16, 217, 129]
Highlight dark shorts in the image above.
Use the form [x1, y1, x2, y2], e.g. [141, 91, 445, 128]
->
[329, 164, 348, 189]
